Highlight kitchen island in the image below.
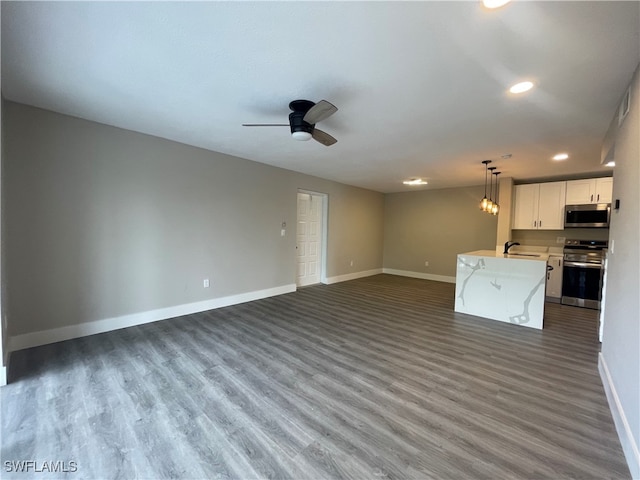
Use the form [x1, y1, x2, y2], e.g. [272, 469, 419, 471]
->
[454, 250, 549, 330]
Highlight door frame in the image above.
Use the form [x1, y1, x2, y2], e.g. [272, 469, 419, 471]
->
[296, 189, 328, 286]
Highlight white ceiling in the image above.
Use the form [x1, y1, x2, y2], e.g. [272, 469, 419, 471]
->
[2, 1, 639, 193]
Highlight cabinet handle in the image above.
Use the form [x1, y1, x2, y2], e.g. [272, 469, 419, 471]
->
[539, 220, 542, 227]
[534, 220, 537, 227]
[597, 194, 600, 201]
[591, 194, 594, 202]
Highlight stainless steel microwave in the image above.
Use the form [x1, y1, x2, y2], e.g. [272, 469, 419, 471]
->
[564, 204, 610, 228]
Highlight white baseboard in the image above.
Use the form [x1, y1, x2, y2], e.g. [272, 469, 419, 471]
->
[599, 353, 640, 479]
[9, 284, 297, 353]
[324, 268, 383, 285]
[382, 268, 456, 284]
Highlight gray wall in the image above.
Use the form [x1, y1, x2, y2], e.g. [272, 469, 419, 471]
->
[495, 177, 514, 249]
[0, 9, 7, 382]
[0, 97, 4, 374]
[4, 102, 384, 336]
[0, 89, 7, 380]
[383, 186, 498, 277]
[601, 64, 639, 474]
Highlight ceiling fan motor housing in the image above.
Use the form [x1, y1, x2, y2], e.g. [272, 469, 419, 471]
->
[288, 100, 315, 137]
[288, 111, 314, 136]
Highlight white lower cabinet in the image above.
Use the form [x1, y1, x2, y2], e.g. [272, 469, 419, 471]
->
[512, 181, 566, 230]
[546, 255, 563, 301]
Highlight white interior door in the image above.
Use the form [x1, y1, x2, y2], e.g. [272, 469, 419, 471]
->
[297, 192, 323, 287]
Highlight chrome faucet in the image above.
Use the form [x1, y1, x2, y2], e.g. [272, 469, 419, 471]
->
[504, 241, 520, 254]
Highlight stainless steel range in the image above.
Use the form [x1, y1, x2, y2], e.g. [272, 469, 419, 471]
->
[561, 239, 608, 309]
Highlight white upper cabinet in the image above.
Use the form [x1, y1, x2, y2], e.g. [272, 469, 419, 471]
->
[512, 181, 566, 230]
[565, 177, 613, 204]
[538, 182, 567, 229]
[595, 177, 613, 203]
[564, 179, 593, 204]
[512, 184, 538, 230]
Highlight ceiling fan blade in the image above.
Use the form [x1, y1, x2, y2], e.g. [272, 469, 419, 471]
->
[312, 128, 337, 146]
[242, 124, 289, 127]
[303, 100, 338, 124]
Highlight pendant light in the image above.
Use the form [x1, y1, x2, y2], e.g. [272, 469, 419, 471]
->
[479, 160, 491, 210]
[491, 171, 501, 215]
[486, 166, 496, 212]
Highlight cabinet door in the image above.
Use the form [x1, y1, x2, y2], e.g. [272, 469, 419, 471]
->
[537, 181, 566, 229]
[512, 184, 539, 229]
[595, 177, 613, 203]
[546, 255, 563, 298]
[565, 179, 595, 204]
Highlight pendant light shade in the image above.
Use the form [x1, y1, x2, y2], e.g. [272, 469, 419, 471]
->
[479, 160, 491, 210]
[491, 171, 501, 215]
[486, 167, 496, 212]
[478, 160, 502, 215]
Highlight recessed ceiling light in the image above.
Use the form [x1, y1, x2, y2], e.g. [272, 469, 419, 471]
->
[482, 0, 511, 9]
[605, 161, 615, 167]
[553, 153, 569, 161]
[509, 81, 534, 94]
[403, 178, 428, 186]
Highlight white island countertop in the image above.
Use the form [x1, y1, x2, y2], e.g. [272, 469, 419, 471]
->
[463, 250, 550, 262]
[454, 250, 549, 329]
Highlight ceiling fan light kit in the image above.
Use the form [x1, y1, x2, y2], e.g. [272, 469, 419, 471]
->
[292, 131, 312, 141]
[243, 99, 338, 146]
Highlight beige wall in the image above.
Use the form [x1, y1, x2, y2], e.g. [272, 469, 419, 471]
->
[383, 186, 498, 277]
[4, 102, 384, 336]
[600, 64, 639, 477]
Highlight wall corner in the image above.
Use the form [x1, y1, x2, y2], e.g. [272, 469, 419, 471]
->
[496, 176, 514, 248]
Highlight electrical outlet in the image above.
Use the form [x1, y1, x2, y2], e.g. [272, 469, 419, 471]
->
[280, 229, 286, 237]
[556, 236, 566, 244]
[424, 261, 429, 267]
[350, 260, 354, 267]
[203, 278, 210, 288]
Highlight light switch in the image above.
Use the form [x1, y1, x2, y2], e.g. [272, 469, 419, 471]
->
[281, 229, 286, 237]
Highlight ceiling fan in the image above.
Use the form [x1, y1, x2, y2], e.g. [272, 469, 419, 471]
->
[243, 99, 338, 146]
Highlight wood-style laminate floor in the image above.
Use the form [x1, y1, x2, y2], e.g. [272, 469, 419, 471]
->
[1, 275, 630, 479]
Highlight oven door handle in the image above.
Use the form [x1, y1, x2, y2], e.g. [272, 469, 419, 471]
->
[564, 261, 602, 269]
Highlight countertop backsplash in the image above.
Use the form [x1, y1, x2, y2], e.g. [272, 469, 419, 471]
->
[511, 228, 609, 248]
